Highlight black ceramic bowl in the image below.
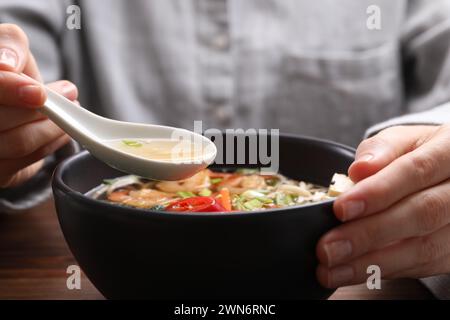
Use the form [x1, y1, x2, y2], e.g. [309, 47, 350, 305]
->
[52, 133, 354, 299]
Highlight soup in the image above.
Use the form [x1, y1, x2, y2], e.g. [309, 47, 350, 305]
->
[90, 169, 353, 213]
[105, 138, 204, 162]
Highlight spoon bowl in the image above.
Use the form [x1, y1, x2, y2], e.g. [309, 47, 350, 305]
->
[42, 88, 216, 180]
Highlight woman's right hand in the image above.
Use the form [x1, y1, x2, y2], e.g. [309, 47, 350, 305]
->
[0, 23, 79, 188]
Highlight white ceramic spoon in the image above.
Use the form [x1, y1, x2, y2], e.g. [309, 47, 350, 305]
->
[41, 87, 217, 181]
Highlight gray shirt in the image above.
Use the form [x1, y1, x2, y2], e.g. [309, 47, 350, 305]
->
[1, 0, 450, 146]
[1, 0, 450, 299]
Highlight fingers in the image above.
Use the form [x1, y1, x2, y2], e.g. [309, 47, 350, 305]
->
[0, 71, 46, 107]
[0, 119, 66, 159]
[317, 223, 450, 288]
[0, 80, 78, 131]
[318, 179, 450, 267]
[0, 78, 77, 187]
[320, 124, 450, 288]
[334, 126, 450, 221]
[0, 134, 70, 187]
[0, 24, 75, 188]
[0, 105, 46, 132]
[348, 126, 437, 182]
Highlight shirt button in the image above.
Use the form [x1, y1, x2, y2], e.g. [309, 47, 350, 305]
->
[214, 104, 232, 125]
[210, 33, 230, 50]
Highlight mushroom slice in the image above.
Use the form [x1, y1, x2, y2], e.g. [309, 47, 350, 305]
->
[328, 173, 354, 196]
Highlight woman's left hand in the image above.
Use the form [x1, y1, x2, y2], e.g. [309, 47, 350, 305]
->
[316, 124, 450, 288]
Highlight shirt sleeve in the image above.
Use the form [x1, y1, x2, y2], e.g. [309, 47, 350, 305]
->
[366, 0, 450, 138]
[365, 102, 450, 137]
[0, 141, 80, 214]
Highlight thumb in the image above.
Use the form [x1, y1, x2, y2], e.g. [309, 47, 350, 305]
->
[348, 125, 436, 182]
[0, 24, 30, 73]
[47, 80, 79, 101]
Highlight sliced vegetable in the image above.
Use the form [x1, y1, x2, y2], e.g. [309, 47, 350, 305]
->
[219, 188, 232, 211]
[103, 179, 115, 185]
[198, 188, 212, 196]
[122, 140, 143, 147]
[97, 168, 343, 212]
[277, 184, 311, 197]
[275, 193, 294, 206]
[241, 190, 266, 199]
[165, 196, 226, 212]
[241, 190, 272, 204]
[236, 168, 259, 175]
[265, 178, 279, 186]
[210, 178, 223, 184]
[149, 204, 165, 211]
[285, 194, 294, 204]
[176, 191, 196, 199]
[104, 175, 141, 195]
[257, 196, 273, 204]
[275, 193, 284, 206]
[243, 198, 263, 210]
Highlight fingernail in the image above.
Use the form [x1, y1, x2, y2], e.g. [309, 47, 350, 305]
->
[341, 200, 365, 221]
[61, 82, 75, 95]
[357, 153, 374, 163]
[324, 240, 352, 266]
[17, 85, 44, 105]
[328, 265, 354, 287]
[0, 48, 18, 69]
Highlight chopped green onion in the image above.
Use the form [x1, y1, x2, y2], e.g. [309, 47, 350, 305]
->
[240, 190, 273, 204]
[122, 140, 143, 147]
[275, 193, 284, 205]
[243, 198, 263, 210]
[241, 190, 266, 199]
[198, 188, 212, 196]
[265, 178, 279, 186]
[176, 191, 196, 199]
[236, 168, 259, 175]
[211, 178, 223, 184]
[285, 194, 294, 204]
[275, 193, 294, 206]
[103, 178, 116, 185]
[149, 204, 165, 211]
[256, 197, 273, 204]
[234, 200, 246, 211]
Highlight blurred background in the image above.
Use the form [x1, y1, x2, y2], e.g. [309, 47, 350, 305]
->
[1, 0, 450, 146]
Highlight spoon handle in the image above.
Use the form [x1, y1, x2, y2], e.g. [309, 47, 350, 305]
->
[39, 87, 94, 140]
[19, 73, 102, 144]
[41, 87, 101, 143]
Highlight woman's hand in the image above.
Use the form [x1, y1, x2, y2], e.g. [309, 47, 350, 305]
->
[316, 124, 450, 288]
[0, 23, 78, 188]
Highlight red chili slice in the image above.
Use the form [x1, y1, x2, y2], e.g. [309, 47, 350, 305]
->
[165, 196, 226, 213]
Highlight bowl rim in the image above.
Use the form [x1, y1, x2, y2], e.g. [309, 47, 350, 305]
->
[53, 132, 355, 218]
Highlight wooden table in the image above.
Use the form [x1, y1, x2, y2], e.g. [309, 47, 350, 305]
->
[0, 199, 434, 300]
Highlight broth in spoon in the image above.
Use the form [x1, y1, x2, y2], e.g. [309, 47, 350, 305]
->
[105, 138, 205, 162]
